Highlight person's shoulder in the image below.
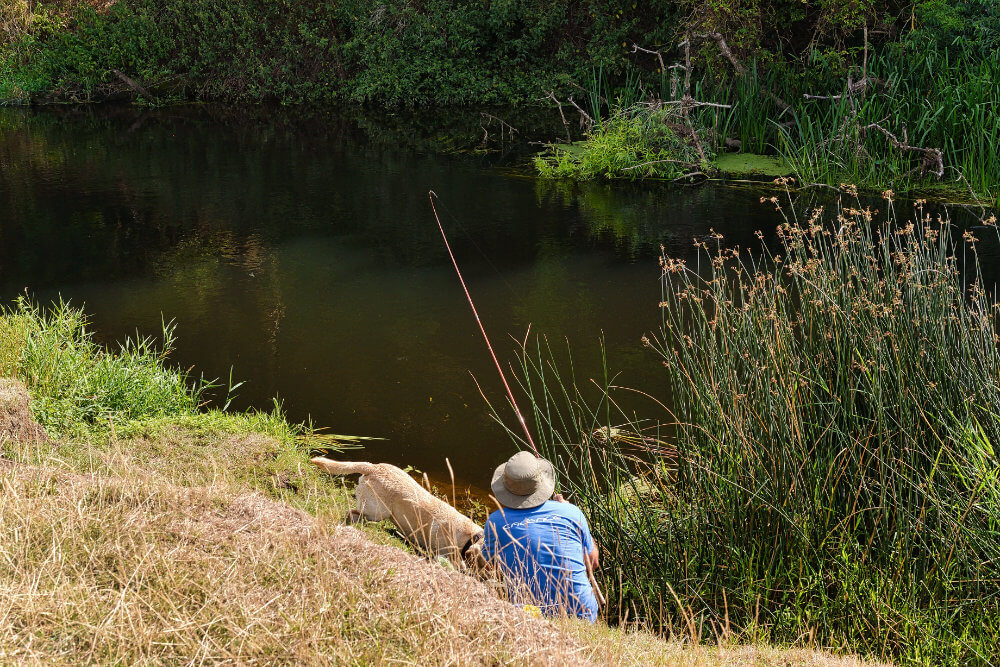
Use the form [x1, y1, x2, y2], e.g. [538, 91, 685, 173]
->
[542, 499, 587, 520]
[486, 507, 518, 525]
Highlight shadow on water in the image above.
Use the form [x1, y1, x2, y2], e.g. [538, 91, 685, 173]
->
[1, 105, 993, 487]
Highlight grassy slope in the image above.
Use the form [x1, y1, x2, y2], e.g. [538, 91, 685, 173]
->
[0, 302, 882, 664]
[0, 413, 883, 665]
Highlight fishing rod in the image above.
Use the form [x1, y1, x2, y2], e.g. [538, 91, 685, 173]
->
[428, 190, 538, 456]
[430, 191, 608, 609]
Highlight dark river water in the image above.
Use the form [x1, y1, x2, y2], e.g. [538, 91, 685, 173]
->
[2, 105, 950, 489]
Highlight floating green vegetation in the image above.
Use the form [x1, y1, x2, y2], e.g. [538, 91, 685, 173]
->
[533, 107, 712, 181]
[713, 152, 791, 178]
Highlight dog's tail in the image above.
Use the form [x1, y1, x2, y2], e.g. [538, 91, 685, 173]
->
[311, 457, 377, 477]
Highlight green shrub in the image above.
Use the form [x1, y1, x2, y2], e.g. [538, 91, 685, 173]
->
[534, 106, 713, 180]
[1, 0, 681, 106]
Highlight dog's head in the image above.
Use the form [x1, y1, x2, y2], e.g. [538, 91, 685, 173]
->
[461, 529, 487, 571]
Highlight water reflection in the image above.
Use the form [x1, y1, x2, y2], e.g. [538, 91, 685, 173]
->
[1, 105, 990, 486]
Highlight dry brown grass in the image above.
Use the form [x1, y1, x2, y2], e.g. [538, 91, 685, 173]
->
[0, 459, 584, 664]
[565, 622, 890, 666]
[0, 455, 884, 666]
[0, 413, 886, 665]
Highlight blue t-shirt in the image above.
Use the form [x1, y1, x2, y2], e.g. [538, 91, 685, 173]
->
[483, 500, 598, 622]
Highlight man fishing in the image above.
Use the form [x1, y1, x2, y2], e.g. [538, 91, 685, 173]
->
[429, 193, 602, 620]
[482, 451, 602, 622]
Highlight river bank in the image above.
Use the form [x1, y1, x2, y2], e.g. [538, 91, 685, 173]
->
[0, 296, 887, 664]
[3, 2, 997, 205]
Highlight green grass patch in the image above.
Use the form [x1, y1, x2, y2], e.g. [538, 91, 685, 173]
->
[0, 297, 379, 534]
[0, 297, 202, 435]
[714, 152, 791, 178]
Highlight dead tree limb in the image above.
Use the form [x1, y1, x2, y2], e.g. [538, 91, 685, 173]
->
[621, 157, 698, 171]
[861, 123, 944, 178]
[661, 99, 733, 109]
[566, 96, 594, 132]
[544, 91, 573, 143]
[800, 24, 944, 181]
[692, 32, 745, 75]
[631, 43, 667, 74]
[677, 38, 709, 162]
[692, 32, 792, 112]
[673, 171, 707, 183]
[111, 70, 152, 100]
[479, 113, 518, 145]
[630, 38, 738, 163]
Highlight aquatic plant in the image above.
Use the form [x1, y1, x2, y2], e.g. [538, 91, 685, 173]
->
[507, 190, 1000, 663]
[703, 44, 1000, 203]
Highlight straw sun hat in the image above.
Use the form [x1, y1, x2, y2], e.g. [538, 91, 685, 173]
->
[491, 451, 556, 509]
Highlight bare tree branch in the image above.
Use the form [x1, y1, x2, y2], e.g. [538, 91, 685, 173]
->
[631, 43, 666, 74]
[543, 91, 573, 143]
[621, 158, 699, 171]
[479, 113, 517, 145]
[861, 122, 944, 178]
[692, 32, 792, 112]
[566, 95, 594, 132]
[111, 69, 152, 100]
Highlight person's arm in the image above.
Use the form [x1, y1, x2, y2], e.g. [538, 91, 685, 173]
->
[556, 493, 605, 606]
[586, 545, 599, 570]
[554, 492, 600, 568]
[583, 544, 605, 606]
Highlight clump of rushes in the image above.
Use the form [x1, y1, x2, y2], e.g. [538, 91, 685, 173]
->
[533, 106, 712, 180]
[703, 46, 1000, 204]
[511, 187, 1000, 663]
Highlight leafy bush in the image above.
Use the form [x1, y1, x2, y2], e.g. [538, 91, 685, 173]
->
[1, 0, 681, 106]
[534, 106, 713, 180]
[908, 0, 1000, 54]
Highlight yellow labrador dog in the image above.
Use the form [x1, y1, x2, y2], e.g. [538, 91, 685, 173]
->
[311, 457, 485, 568]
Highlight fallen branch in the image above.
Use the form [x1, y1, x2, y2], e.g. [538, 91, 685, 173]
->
[861, 122, 944, 179]
[565, 96, 594, 132]
[111, 69, 152, 100]
[947, 167, 990, 221]
[673, 171, 707, 183]
[479, 113, 518, 145]
[621, 158, 698, 171]
[543, 91, 572, 143]
[661, 98, 732, 110]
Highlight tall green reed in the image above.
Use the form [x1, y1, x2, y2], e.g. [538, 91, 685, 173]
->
[504, 192, 1000, 663]
[706, 45, 1000, 202]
